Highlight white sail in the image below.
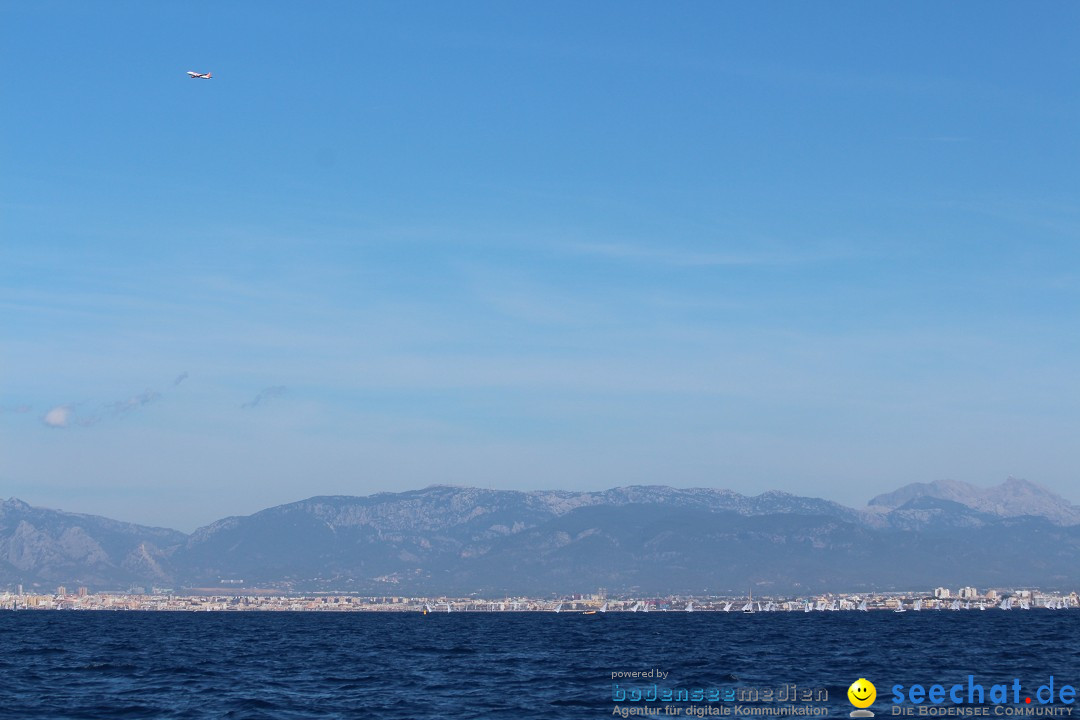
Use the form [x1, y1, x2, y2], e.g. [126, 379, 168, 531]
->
[858, 599, 868, 612]
[599, 602, 607, 613]
[554, 603, 562, 613]
[685, 601, 694, 612]
[913, 598, 922, 612]
[894, 600, 906, 612]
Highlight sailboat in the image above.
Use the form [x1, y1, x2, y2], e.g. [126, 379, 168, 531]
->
[553, 603, 563, 613]
[894, 600, 906, 613]
[804, 601, 813, 613]
[999, 597, 1012, 610]
[950, 600, 961, 611]
[722, 602, 732, 612]
[685, 601, 694, 613]
[912, 598, 922, 612]
[743, 588, 755, 614]
[857, 599, 868, 612]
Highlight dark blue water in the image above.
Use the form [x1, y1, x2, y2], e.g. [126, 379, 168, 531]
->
[2, 611, 1078, 718]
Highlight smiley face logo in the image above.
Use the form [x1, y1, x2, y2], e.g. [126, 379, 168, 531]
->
[848, 678, 876, 709]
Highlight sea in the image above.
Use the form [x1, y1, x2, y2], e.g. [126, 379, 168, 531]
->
[2, 611, 1078, 719]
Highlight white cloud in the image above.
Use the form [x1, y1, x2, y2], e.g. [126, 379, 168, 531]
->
[43, 406, 71, 428]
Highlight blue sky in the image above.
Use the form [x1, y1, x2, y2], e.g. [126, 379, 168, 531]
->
[2, 2, 1079, 530]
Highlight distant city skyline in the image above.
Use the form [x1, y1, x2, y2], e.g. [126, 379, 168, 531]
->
[3, 2, 1079, 531]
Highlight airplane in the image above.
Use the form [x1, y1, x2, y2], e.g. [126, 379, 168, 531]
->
[186, 71, 212, 79]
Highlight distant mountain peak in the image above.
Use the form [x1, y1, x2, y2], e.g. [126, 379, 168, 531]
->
[2, 497, 31, 511]
[869, 477, 1080, 526]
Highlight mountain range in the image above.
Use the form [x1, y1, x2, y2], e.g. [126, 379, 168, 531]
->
[2, 478, 1078, 595]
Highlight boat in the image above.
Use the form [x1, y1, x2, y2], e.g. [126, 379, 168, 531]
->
[685, 601, 694, 613]
[894, 600, 906, 613]
[553, 603, 562, 613]
[912, 598, 922, 612]
[742, 588, 755, 614]
[857, 599, 868, 612]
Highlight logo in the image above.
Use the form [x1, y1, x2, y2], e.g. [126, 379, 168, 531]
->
[849, 678, 877, 717]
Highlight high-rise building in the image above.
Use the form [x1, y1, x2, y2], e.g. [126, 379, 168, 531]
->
[77, 586, 88, 597]
[56, 586, 67, 597]
[934, 587, 951, 598]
